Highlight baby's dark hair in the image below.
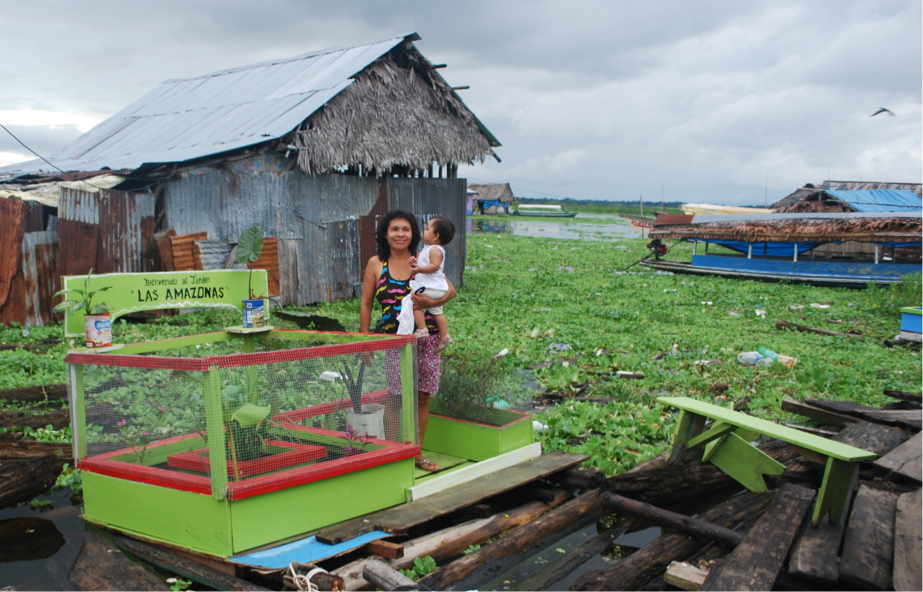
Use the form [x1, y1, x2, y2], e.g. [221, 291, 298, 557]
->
[430, 217, 456, 246]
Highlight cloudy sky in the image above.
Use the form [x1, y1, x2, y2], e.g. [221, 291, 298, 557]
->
[1, 0, 920, 204]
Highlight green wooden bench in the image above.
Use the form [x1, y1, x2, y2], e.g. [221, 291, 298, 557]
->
[658, 396, 877, 526]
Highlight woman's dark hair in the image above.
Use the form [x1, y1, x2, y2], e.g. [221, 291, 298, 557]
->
[375, 210, 421, 260]
[430, 217, 456, 246]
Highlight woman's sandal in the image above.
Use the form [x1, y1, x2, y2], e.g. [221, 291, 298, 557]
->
[415, 458, 439, 472]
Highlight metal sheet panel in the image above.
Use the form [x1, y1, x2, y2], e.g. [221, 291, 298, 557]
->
[2, 36, 410, 176]
[822, 190, 923, 213]
[387, 178, 467, 288]
[21, 230, 57, 327]
[59, 187, 99, 224]
[691, 212, 922, 224]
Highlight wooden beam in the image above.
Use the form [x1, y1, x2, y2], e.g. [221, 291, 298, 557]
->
[361, 539, 404, 560]
[788, 480, 854, 584]
[781, 398, 857, 427]
[332, 489, 572, 590]
[892, 489, 922, 591]
[884, 389, 922, 404]
[569, 492, 773, 591]
[775, 320, 867, 338]
[315, 451, 586, 545]
[69, 532, 169, 591]
[362, 560, 416, 591]
[839, 485, 899, 589]
[665, 561, 709, 591]
[873, 432, 922, 482]
[603, 493, 744, 546]
[700, 484, 816, 591]
[418, 489, 603, 591]
[806, 398, 922, 430]
[833, 421, 911, 456]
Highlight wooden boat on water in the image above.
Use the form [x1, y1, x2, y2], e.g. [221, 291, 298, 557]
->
[512, 204, 578, 218]
[642, 210, 922, 287]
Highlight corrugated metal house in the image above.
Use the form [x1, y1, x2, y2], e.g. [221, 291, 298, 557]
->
[0, 33, 501, 324]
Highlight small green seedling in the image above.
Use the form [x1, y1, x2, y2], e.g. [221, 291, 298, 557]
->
[237, 226, 264, 299]
[53, 268, 112, 315]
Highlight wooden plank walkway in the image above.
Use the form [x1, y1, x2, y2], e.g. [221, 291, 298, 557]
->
[314, 451, 586, 545]
[806, 398, 922, 430]
[840, 485, 900, 590]
[700, 483, 815, 591]
[893, 489, 922, 591]
[833, 421, 911, 456]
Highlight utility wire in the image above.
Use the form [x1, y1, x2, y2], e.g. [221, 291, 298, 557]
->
[0, 122, 108, 190]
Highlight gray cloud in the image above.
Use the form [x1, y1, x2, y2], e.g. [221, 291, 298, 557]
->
[1, 0, 919, 203]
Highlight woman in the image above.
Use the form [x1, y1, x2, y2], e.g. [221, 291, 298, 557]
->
[360, 210, 456, 472]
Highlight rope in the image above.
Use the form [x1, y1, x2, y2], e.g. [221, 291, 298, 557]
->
[288, 563, 329, 592]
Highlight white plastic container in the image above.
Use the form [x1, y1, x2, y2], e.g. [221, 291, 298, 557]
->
[84, 313, 112, 348]
[345, 403, 386, 440]
[737, 351, 772, 366]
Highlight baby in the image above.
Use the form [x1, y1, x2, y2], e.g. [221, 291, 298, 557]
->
[409, 217, 456, 352]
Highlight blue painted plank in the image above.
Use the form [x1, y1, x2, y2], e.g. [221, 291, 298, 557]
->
[230, 530, 390, 569]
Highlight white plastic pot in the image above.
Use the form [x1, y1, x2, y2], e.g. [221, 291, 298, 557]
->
[345, 403, 386, 440]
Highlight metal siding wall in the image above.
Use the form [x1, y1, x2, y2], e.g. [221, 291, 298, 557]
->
[163, 171, 379, 304]
[58, 188, 154, 274]
[387, 178, 467, 288]
[21, 230, 57, 327]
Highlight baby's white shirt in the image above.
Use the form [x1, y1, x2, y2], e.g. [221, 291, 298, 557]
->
[416, 245, 449, 290]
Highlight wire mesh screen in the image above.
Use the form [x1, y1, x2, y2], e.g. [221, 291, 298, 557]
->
[72, 333, 419, 499]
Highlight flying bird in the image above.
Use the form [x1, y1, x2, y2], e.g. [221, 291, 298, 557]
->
[870, 107, 895, 117]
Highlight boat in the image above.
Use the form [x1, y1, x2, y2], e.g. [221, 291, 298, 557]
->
[641, 210, 922, 287]
[680, 203, 774, 215]
[512, 204, 578, 218]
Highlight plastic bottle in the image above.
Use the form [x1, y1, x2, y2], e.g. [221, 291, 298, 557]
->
[737, 351, 772, 366]
[758, 347, 799, 368]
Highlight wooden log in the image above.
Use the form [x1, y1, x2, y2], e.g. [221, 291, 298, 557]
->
[775, 320, 867, 338]
[700, 484, 815, 591]
[316, 451, 586, 545]
[333, 489, 573, 590]
[884, 389, 923, 404]
[0, 439, 71, 461]
[873, 432, 922, 482]
[839, 485, 899, 589]
[832, 421, 911, 456]
[509, 522, 634, 591]
[788, 481, 854, 584]
[418, 489, 604, 591]
[69, 531, 169, 591]
[569, 491, 773, 591]
[664, 561, 709, 591]
[603, 493, 743, 546]
[112, 534, 269, 591]
[603, 439, 798, 507]
[0, 455, 62, 508]
[0, 383, 68, 403]
[361, 539, 404, 560]
[892, 489, 922, 592]
[362, 559, 417, 591]
[0, 409, 71, 430]
[555, 466, 605, 489]
[805, 398, 922, 430]
[781, 398, 857, 427]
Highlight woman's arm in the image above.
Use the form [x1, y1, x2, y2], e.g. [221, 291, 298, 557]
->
[359, 257, 382, 333]
[412, 276, 456, 310]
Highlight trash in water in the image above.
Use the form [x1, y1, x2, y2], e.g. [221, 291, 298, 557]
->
[757, 347, 799, 368]
[755, 310, 767, 317]
[810, 303, 830, 309]
[549, 343, 572, 352]
[495, 348, 509, 358]
[319, 371, 343, 381]
[533, 420, 549, 432]
[737, 351, 772, 366]
[664, 289, 678, 293]
[728, 311, 740, 317]
[788, 305, 804, 311]
[701, 301, 713, 306]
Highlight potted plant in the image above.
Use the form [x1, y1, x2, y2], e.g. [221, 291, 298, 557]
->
[321, 358, 385, 439]
[53, 269, 113, 348]
[237, 225, 266, 328]
[424, 355, 534, 461]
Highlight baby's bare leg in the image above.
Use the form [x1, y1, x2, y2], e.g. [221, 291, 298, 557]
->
[413, 308, 427, 332]
[433, 314, 449, 339]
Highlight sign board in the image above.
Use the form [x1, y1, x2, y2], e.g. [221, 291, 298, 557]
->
[61, 270, 269, 337]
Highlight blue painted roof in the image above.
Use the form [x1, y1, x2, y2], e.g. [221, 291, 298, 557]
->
[823, 189, 922, 213]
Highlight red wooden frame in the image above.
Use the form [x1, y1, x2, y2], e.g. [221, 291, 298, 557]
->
[79, 405, 419, 501]
[166, 440, 327, 479]
[65, 331, 414, 370]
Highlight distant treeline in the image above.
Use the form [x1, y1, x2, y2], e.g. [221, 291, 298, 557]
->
[514, 197, 685, 216]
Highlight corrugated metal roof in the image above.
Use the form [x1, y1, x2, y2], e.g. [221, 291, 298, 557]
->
[1, 34, 416, 176]
[691, 211, 921, 224]
[822, 189, 922, 213]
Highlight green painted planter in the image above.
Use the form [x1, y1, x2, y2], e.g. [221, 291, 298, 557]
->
[423, 399, 533, 461]
[83, 457, 414, 556]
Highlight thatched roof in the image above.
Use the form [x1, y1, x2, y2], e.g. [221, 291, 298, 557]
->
[467, 183, 515, 203]
[293, 45, 498, 175]
[650, 214, 921, 243]
[771, 185, 821, 210]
